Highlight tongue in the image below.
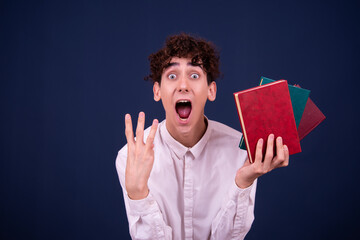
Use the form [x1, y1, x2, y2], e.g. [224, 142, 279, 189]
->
[177, 105, 191, 119]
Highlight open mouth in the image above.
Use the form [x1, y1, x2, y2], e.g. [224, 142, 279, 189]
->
[175, 100, 192, 121]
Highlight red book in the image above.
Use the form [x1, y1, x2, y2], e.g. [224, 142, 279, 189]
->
[294, 84, 326, 140]
[234, 80, 301, 163]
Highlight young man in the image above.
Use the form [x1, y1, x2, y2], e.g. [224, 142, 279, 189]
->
[116, 33, 289, 240]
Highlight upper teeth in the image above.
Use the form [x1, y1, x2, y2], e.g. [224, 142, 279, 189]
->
[178, 100, 190, 103]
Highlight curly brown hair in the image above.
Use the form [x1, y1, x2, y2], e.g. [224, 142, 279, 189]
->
[145, 33, 221, 85]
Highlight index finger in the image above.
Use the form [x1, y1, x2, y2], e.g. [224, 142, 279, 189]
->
[253, 138, 264, 164]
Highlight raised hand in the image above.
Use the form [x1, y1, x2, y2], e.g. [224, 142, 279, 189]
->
[124, 112, 158, 200]
[235, 134, 290, 189]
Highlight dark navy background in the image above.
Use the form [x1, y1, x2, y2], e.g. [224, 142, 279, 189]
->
[1, 0, 359, 239]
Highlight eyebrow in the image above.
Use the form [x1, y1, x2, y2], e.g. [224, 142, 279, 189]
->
[163, 61, 201, 70]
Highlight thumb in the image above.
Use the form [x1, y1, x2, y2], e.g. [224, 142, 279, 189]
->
[242, 158, 251, 167]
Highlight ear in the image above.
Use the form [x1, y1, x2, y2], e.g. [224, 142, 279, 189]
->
[207, 81, 217, 101]
[153, 82, 161, 102]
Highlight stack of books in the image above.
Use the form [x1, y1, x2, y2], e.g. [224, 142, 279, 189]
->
[234, 77, 325, 163]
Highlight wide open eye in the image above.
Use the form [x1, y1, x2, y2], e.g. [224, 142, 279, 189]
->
[191, 73, 199, 79]
[168, 73, 176, 80]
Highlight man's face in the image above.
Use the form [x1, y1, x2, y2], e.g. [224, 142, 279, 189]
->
[153, 57, 216, 140]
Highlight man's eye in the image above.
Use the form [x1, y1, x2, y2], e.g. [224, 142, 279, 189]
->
[168, 74, 176, 79]
[191, 73, 199, 79]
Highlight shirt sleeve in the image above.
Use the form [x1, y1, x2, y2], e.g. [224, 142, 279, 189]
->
[115, 148, 172, 240]
[210, 179, 257, 240]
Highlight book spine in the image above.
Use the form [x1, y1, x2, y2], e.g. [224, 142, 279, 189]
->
[234, 93, 253, 163]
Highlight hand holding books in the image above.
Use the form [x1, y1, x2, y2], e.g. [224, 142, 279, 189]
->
[235, 133, 289, 189]
[234, 80, 301, 163]
[234, 77, 325, 163]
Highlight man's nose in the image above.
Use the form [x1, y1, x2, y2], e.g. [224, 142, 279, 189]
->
[177, 75, 189, 92]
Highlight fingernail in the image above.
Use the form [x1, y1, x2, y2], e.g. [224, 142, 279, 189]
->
[259, 138, 263, 145]
[125, 114, 130, 120]
[139, 112, 144, 118]
[277, 136, 282, 144]
[283, 145, 288, 151]
[153, 119, 158, 125]
[269, 134, 274, 141]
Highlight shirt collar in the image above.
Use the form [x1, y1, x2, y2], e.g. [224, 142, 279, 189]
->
[160, 116, 213, 160]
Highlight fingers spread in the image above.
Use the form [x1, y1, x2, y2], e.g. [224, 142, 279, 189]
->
[136, 112, 145, 146]
[125, 114, 135, 146]
[145, 119, 158, 150]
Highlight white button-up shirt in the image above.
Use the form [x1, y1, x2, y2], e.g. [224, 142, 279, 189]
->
[116, 119, 257, 240]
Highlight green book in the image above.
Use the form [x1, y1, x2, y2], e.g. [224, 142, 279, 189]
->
[239, 76, 310, 150]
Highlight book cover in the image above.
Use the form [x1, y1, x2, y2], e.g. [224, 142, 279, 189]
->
[239, 77, 310, 150]
[261, 77, 310, 127]
[295, 84, 326, 140]
[234, 80, 301, 163]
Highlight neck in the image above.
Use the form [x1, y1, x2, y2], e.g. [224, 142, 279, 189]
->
[166, 116, 208, 148]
